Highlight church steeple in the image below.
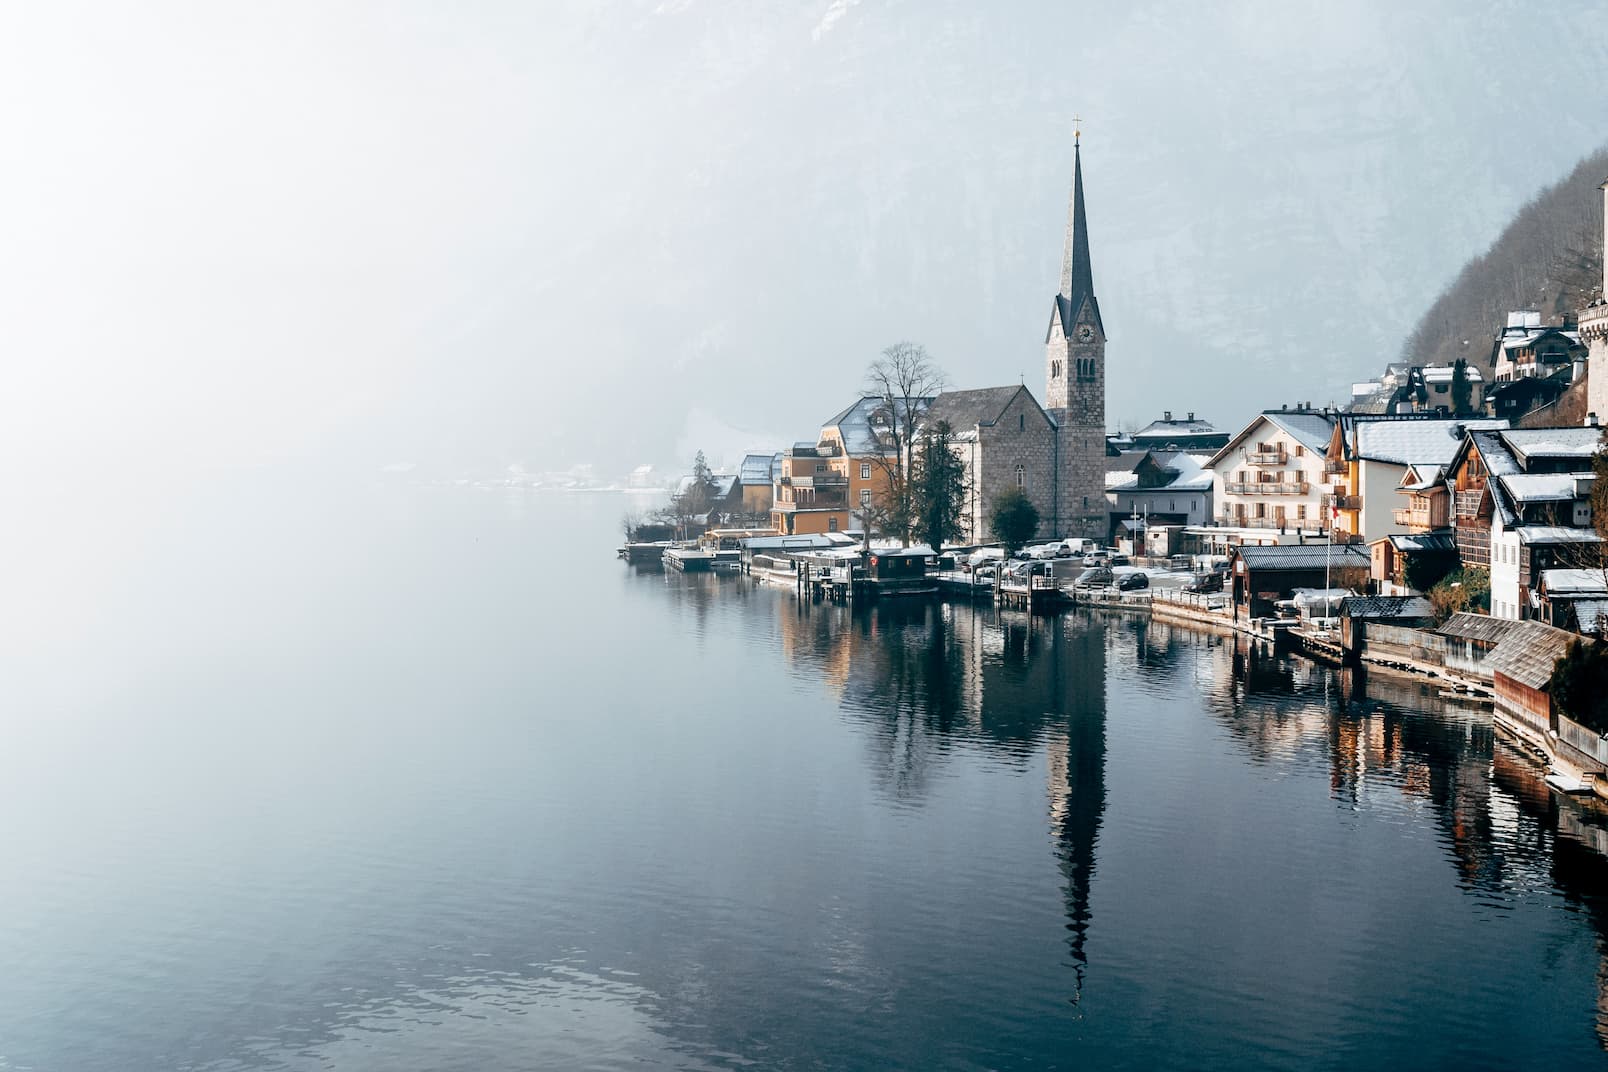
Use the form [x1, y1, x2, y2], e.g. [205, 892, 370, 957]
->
[1056, 136, 1102, 337]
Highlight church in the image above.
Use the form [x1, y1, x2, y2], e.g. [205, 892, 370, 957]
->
[933, 135, 1108, 542]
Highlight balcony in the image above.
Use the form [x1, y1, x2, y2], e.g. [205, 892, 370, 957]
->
[1226, 480, 1311, 496]
[1321, 494, 1361, 511]
[774, 493, 849, 512]
[779, 473, 848, 488]
[1217, 513, 1301, 529]
[1324, 459, 1348, 476]
[1246, 448, 1287, 466]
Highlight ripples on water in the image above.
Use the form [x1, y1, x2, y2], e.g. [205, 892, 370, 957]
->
[4, 486, 1608, 1070]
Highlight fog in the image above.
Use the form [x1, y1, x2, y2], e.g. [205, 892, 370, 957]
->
[4, 1, 1607, 488]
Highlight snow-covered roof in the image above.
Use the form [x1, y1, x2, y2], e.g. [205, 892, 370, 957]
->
[1506, 310, 1543, 331]
[1469, 430, 1521, 476]
[1540, 568, 1608, 596]
[823, 395, 933, 455]
[1133, 416, 1219, 438]
[1497, 472, 1589, 503]
[739, 452, 776, 485]
[1381, 532, 1457, 553]
[1577, 600, 1608, 634]
[1398, 464, 1445, 491]
[1500, 427, 1602, 463]
[1352, 417, 1508, 466]
[1420, 364, 1484, 384]
[1517, 526, 1603, 545]
[1236, 544, 1370, 571]
[1500, 328, 1580, 351]
[1264, 410, 1336, 452]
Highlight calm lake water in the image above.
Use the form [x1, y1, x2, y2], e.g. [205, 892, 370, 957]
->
[5, 483, 1608, 1070]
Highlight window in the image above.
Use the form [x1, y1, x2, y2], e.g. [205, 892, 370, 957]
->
[828, 517, 838, 532]
[860, 489, 872, 506]
[815, 463, 826, 473]
[1297, 504, 1306, 520]
[860, 462, 871, 480]
[1052, 359, 1062, 379]
[1295, 445, 1304, 457]
[1169, 500, 1175, 511]
[1019, 413, 1025, 431]
[1015, 464, 1026, 487]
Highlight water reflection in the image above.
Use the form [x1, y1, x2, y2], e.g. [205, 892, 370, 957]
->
[744, 582, 1608, 1051]
[762, 596, 1111, 1004]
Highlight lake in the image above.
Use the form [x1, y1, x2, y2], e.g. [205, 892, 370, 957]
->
[3, 483, 1607, 1070]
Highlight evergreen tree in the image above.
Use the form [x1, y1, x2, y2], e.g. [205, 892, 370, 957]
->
[1450, 358, 1473, 415]
[1548, 638, 1608, 735]
[911, 421, 968, 552]
[988, 487, 1040, 554]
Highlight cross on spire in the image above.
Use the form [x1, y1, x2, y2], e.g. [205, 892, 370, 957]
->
[1073, 113, 1082, 145]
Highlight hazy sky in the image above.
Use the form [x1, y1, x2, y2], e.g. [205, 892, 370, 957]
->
[4, 1, 1608, 484]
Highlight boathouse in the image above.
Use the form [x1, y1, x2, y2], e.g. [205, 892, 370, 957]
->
[1485, 619, 1575, 746]
[1231, 543, 1370, 619]
[1436, 612, 1522, 681]
[1338, 595, 1436, 657]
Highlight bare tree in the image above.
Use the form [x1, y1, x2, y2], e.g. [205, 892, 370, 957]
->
[862, 342, 945, 545]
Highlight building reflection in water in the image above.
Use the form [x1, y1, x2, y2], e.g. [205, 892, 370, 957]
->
[767, 593, 1109, 1006]
[720, 576, 1608, 1046]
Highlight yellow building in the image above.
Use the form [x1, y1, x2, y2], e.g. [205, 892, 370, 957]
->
[769, 397, 929, 536]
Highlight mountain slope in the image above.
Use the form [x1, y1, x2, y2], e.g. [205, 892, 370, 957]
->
[1400, 148, 1607, 370]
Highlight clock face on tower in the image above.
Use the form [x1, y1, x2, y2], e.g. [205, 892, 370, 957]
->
[1077, 325, 1095, 342]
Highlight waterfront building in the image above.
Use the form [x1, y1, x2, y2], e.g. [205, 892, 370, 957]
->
[770, 396, 933, 536]
[1128, 412, 1229, 452]
[1444, 426, 1602, 620]
[1322, 414, 1508, 545]
[1436, 612, 1522, 681]
[1104, 450, 1214, 544]
[1203, 407, 1335, 542]
[1369, 531, 1459, 596]
[738, 452, 778, 514]
[1229, 543, 1370, 619]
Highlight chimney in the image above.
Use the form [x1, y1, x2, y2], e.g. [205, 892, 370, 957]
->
[1187, 411, 1195, 421]
[1281, 403, 1288, 411]
[1164, 410, 1172, 422]
[1586, 413, 1599, 428]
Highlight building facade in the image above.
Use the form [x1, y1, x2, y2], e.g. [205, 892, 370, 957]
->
[925, 386, 1059, 543]
[1204, 408, 1335, 540]
[1583, 178, 1608, 423]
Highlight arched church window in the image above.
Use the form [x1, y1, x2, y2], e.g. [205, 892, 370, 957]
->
[1015, 464, 1025, 487]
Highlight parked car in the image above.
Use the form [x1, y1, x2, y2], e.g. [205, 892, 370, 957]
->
[1168, 554, 1193, 571]
[1110, 553, 1130, 567]
[1184, 570, 1224, 593]
[973, 565, 999, 582]
[1012, 560, 1051, 578]
[1083, 552, 1109, 567]
[1075, 567, 1115, 588]
[1117, 571, 1149, 591]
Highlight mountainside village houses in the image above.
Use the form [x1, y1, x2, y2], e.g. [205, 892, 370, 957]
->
[672, 162, 1608, 631]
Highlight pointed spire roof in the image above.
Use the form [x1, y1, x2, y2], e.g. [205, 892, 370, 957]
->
[1054, 139, 1103, 338]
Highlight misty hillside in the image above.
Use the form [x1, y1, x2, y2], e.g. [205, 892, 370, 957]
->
[1400, 148, 1607, 370]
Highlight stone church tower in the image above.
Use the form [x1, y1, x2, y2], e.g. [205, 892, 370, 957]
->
[1045, 136, 1107, 539]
